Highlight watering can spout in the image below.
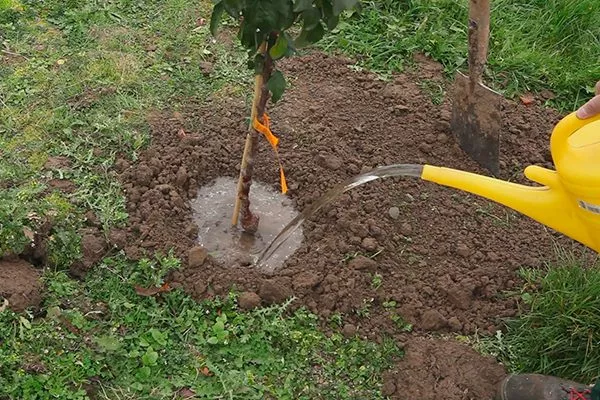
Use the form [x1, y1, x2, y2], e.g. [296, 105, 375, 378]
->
[420, 164, 594, 250]
[421, 113, 600, 253]
[420, 111, 600, 254]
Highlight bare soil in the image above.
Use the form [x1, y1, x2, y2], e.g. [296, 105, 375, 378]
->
[107, 51, 580, 399]
[0, 257, 43, 312]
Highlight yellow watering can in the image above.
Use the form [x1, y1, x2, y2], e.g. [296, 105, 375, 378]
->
[421, 112, 600, 253]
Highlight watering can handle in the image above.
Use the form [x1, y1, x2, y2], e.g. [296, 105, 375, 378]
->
[550, 112, 600, 161]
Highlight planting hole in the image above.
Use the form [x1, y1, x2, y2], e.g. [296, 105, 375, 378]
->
[191, 177, 303, 272]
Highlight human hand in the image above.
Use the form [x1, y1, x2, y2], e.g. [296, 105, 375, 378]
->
[576, 81, 600, 119]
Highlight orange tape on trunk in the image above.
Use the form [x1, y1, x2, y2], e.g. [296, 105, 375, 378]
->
[252, 113, 288, 194]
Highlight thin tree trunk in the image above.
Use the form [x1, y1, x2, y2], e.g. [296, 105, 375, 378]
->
[232, 42, 274, 233]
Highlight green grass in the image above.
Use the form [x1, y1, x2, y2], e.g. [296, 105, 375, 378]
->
[0, 254, 400, 399]
[0, 6, 400, 398]
[478, 255, 600, 383]
[0, 0, 250, 267]
[321, 0, 600, 110]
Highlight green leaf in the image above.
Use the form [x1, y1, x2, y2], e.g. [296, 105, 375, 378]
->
[293, 0, 313, 12]
[222, 0, 242, 18]
[19, 316, 31, 329]
[150, 328, 167, 346]
[142, 348, 159, 366]
[210, 2, 224, 36]
[269, 34, 288, 60]
[239, 19, 260, 50]
[207, 336, 219, 344]
[295, 22, 325, 48]
[321, 0, 340, 29]
[267, 70, 286, 103]
[96, 335, 121, 352]
[301, 7, 321, 31]
[332, 0, 358, 16]
[136, 366, 151, 380]
[326, 14, 339, 30]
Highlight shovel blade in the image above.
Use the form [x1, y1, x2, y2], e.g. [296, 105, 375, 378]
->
[451, 72, 502, 175]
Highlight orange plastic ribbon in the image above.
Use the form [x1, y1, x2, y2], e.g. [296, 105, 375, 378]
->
[252, 112, 288, 194]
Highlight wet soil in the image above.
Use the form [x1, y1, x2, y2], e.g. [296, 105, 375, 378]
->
[113, 51, 585, 399]
[191, 176, 303, 272]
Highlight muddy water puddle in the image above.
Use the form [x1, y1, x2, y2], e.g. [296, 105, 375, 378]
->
[191, 177, 303, 273]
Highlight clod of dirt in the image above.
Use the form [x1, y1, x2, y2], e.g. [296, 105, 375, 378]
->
[361, 237, 378, 252]
[387, 337, 506, 400]
[419, 142, 433, 154]
[448, 316, 463, 331]
[259, 280, 292, 304]
[135, 164, 154, 186]
[81, 232, 107, 267]
[420, 309, 448, 331]
[342, 323, 357, 338]
[293, 271, 323, 289]
[70, 231, 107, 278]
[317, 154, 342, 170]
[388, 207, 400, 220]
[84, 211, 101, 227]
[382, 84, 405, 99]
[237, 292, 261, 310]
[47, 179, 77, 193]
[446, 286, 473, 310]
[349, 255, 377, 271]
[188, 246, 208, 268]
[176, 166, 189, 188]
[199, 61, 214, 76]
[0, 258, 43, 312]
[455, 243, 472, 258]
[44, 156, 71, 170]
[392, 104, 410, 115]
[108, 229, 128, 249]
[399, 222, 413, 236]
[381, 378, 397, 397]
[114, 158, 130, 173]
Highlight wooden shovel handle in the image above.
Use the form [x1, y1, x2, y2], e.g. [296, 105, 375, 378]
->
[467, 0, 490, 86]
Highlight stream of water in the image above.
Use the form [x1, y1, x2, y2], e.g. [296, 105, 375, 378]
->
[255, 164, 424, 268]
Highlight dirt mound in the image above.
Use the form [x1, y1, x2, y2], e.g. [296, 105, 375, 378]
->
[109, 50, 589, 399]
[116, 51, 574, 335]
[383, 337, 506, 399]
[0, 258, 43, 312]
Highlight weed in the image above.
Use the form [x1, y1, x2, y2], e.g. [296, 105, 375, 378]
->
[355, 298, 373, 318]
[371, 273, 383, 290]
[475, 202, 513, 227]
[419, 79, 445, 105]
[382, 301, 413, 332]
[390, 314, 413, 333]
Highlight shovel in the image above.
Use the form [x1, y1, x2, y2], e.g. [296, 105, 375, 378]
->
[450, 0, 502, 175]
